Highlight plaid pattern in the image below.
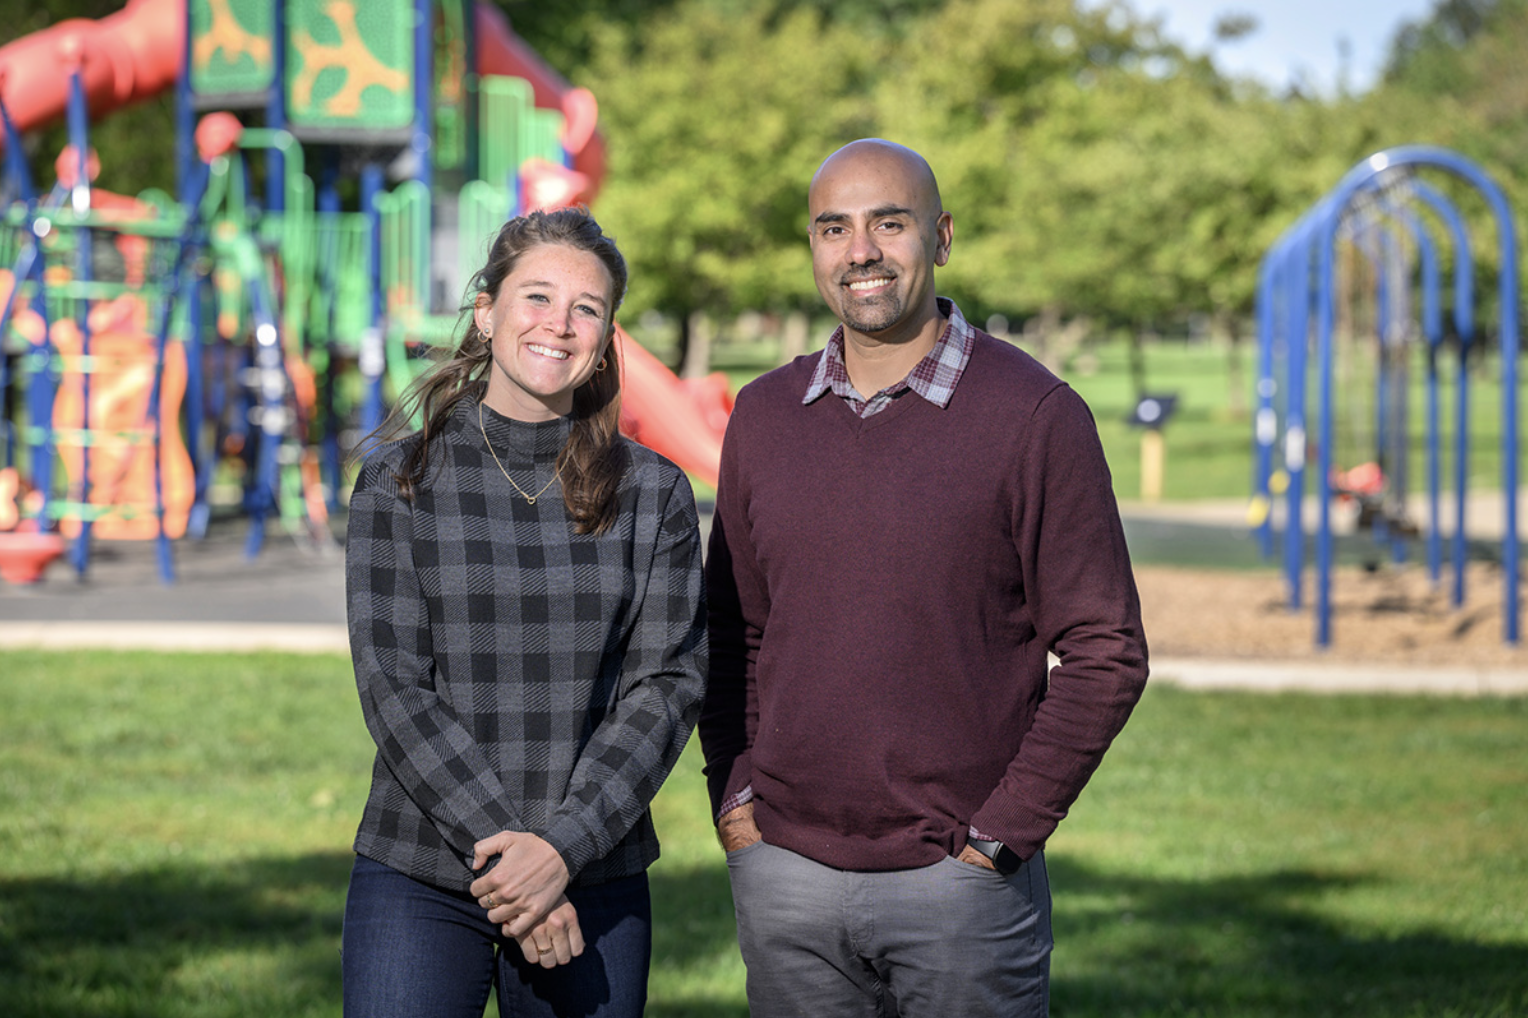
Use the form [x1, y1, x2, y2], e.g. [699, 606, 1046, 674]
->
[803, 297, 975, 417]
[346, 399, 706, 892]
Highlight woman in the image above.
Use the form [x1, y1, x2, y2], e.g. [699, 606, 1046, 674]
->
[341, 207, 706, 1018]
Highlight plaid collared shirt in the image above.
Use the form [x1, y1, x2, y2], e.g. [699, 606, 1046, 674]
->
[803, 297, 975, 418]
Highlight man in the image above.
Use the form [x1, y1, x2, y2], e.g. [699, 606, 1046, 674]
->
[699, 138, 1149, 1017]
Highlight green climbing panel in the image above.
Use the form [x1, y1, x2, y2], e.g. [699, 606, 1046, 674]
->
[285, 0, 415, 136]
[190, 0, 277, 103]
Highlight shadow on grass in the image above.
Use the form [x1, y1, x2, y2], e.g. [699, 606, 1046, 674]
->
[647, 863, 748, 1018]
[0, 851, 353, 1018]
[3, 852, 1521, 1018]
[1048, 855, 1528, 1018]
[650, 862, 738, 971]
[0, 853, 748, 1018]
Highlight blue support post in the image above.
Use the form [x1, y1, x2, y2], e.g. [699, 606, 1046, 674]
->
[64, 65, 93, 576]
[266, 1, 287, 214]
[1411, 181, 1476, 607]
[317, 158, 342, 509]
[1283, 228, 1313, 611]
[360, 162, 386, 434]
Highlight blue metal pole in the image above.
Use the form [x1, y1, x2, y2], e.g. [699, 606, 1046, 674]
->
[361, 162, 386, 434]
[23, 239, 55, 528]
[243, 276, 284, 561]
[64, 66, 93, 576]
[317, 159, 342, 509]
[1402, 209, 1442, 582]
[266, 0, 287, 214]
[1315, 223, 1338, 648]
[1370, 227, 1393, 555]
[1284, 228, 1314, 611]
[0, 94, 33, 471]
[1412, 181, 1475, 606]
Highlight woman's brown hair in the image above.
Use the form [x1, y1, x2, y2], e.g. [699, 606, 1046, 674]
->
[366, 207, 629, 534]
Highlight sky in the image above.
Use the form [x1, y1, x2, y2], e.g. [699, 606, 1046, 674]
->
[1112, 0, 1441, 94]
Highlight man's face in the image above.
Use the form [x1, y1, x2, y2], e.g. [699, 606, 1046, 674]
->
[808, 150, 952, 344]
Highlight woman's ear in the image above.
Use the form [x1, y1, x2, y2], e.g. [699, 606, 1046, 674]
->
[472, 293, 492, 336]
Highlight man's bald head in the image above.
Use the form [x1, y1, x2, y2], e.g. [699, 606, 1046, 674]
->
[809, 139, 945, 228]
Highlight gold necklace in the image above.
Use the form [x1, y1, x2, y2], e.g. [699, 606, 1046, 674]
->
[478, 401, 563, 505]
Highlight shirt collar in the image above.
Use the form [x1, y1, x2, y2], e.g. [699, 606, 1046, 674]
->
[804, 297, 976, 409]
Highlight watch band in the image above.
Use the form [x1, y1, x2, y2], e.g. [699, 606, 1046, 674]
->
[966, 837, 1022, 875]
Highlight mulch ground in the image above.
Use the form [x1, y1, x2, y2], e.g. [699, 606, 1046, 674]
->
[1136, 562, 1528, 669]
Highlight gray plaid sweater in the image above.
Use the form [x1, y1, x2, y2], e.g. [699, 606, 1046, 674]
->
[346, 399, 706, 892]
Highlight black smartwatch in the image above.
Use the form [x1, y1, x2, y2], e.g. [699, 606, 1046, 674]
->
[966, 837, 1022, 875]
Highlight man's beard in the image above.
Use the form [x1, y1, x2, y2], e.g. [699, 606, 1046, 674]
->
[839, 293, 903, 335]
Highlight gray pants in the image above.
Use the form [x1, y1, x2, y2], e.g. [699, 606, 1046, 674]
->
[726, 841, 1052, 1018]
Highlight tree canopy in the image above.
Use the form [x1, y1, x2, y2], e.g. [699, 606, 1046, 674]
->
[7, 0, 1528, 332]
[576, 0, 1528, 329]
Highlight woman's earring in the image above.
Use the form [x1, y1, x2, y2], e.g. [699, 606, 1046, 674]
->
[596, 357, 608, 372]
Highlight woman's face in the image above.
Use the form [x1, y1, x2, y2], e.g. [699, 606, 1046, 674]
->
[474, 242, 615, 422]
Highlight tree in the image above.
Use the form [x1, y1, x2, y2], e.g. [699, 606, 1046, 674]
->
[867, 0, 1304, 324]
[581, 2, 879, 333]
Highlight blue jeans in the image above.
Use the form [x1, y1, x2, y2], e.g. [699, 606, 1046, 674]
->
[342, 854, 651, 1018]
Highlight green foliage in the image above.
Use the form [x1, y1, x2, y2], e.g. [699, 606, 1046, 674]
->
[1382, 0, 1511, 92]
[577, 0, 1494, 329]
[4, 650, 1526, 1016]
[14, 0, 1528, 337]
[582, 1, 879, 318]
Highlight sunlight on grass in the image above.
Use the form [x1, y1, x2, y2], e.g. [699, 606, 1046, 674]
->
[2, 650, 1524, 1017]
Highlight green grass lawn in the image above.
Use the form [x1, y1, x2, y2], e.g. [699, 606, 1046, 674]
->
[2, 649, 1525, 1017]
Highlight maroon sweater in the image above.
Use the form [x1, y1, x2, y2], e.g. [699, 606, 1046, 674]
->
[700, 329, 1148, 871]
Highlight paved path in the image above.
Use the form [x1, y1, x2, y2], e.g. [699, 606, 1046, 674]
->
[4, 507, 1526, 696]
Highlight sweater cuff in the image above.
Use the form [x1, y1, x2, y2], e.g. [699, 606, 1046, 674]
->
[542, 814, 598, 882]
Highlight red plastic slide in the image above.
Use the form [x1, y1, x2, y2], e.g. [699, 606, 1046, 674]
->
[617, 326, 729, 490]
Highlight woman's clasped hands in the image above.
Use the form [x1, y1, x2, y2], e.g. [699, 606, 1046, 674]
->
[470, 831, 586, 968]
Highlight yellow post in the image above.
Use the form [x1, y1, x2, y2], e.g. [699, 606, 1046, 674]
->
[1140, 429, 1164, 502]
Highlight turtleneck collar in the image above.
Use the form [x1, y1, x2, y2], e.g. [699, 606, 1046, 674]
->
[466, 398, 573, 463]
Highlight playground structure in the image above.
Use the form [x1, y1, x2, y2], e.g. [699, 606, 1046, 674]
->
[0, 0, 730, 584]
[1250, 145, 1520, 647]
